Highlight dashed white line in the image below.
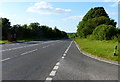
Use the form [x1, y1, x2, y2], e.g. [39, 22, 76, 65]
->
[56, 62, 60, 66]
[62, 56, 64, 59]
[63, 54, 66, 56]
[1, 40, 61, 52]
[45, 40, 73, 81]
[1, 58, 10, 62]
[53, 66, 59, 70]
[43, 45, 49, 48]
[64, 41, 73, 54]
[49, 71, 56, 76]
[21, 49, 38, 56]
[46, 77, 53, 80]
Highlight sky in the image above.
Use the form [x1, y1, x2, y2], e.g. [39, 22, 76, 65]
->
[0, 1, 119, 33]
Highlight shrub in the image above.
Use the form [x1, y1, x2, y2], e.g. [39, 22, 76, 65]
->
[93, 24, 117, 40]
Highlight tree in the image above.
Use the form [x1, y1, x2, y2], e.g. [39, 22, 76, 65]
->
[0, 18, 11, 39]
[77, 7, 117, 38]
[1, 17, 68, 40]
[82, 7, 109, 21]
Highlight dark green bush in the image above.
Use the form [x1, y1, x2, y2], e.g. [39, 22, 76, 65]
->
[92, 24, 117, 40]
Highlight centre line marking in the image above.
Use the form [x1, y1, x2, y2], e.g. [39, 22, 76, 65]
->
[53, 66, 59, 70]
[62, 56, 64, 59]
[45, 40, 73, 81]
[1, 58, 10, 62]
[49, 71, 56, 76]
[21, 49, 38, 55]
[56, 62, 60, 66]
[46, 77, 52, 80]
[63, 54, 66, 56]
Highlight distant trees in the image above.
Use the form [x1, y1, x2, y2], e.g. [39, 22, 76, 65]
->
[68, 33, 77, 39]
[77, 7, 119, 40]
[1, 18, 68, 40]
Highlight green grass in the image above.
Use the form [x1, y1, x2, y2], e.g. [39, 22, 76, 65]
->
[0, 40, 9, 44]
[0, 38, 62, 44]
[75, 38, 118, 62]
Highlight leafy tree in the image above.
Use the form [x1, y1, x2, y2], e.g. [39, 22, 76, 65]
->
[77, 7, 117, 38]
[0, 18, 11, 39]
[1, 17, 68, 40]
[11, 24, 25, 39]
[68, 33, 77, 39]
[82, 7, 109, 21]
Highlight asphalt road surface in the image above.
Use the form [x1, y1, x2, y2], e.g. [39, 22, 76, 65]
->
[1, 39, 118, 81]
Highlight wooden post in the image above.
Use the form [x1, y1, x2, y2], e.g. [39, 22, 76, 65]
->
[114, 46, 117, 56]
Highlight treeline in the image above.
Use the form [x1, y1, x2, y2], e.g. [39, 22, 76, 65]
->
[0, 18, 68, 40]
[72, 7, 120, 41]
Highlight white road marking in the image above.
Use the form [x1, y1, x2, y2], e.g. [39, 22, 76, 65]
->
[53, 66, 59, 70]
[49, 71, 56, 76]
[63, 54, 66, 56]
[56, 62, 60, 66]
[62, 56, 64, 59]
[1, 40, 60, 52]
[74, 41, 119, 65]
[1, 58, 10, 62]
[21, 49, 38, 55]
[64, 41, 73, 54]
[45, 40, 73, 81]
[46, 77, 52, 80]
[43, 45, 49, 48]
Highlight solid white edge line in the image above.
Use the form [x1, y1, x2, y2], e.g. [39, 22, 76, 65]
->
[74, 40, 119, 66]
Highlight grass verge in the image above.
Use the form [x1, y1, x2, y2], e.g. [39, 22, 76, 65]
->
[0, 40, 9, 44]
[0, 38, 62, 44]
[74, 38, 118, 62]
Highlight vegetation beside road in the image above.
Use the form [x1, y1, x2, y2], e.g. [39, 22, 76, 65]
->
[75, 38, 118, 62]
[69, 7, 120, 62]
[0, 40, 8, 44]
[1, 18, 68, 42]
[0, 37, 64, 44]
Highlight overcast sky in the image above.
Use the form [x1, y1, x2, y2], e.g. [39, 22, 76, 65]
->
[0, 0, 118, 33]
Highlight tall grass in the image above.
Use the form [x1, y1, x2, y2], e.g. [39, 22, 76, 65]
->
[75, 38, 118, 61]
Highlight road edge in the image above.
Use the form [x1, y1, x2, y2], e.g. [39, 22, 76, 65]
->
[74, 40, 119, 66]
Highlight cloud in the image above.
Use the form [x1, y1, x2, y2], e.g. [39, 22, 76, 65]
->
[27, 1, 71, 15]
[63, 15, 83, 21]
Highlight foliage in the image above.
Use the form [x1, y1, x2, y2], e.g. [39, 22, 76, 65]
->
[82, 7, 109, 21]
[75, 38, 118, 61]
[1, 18, 68, 40]
[77, 7, 117, 38]
[92, 24, 117, 40]
[0, 18, 11, 39]
[68, 33, 77, 39]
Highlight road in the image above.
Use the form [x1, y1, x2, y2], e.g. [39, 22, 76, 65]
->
[1, 39, 118, 81]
